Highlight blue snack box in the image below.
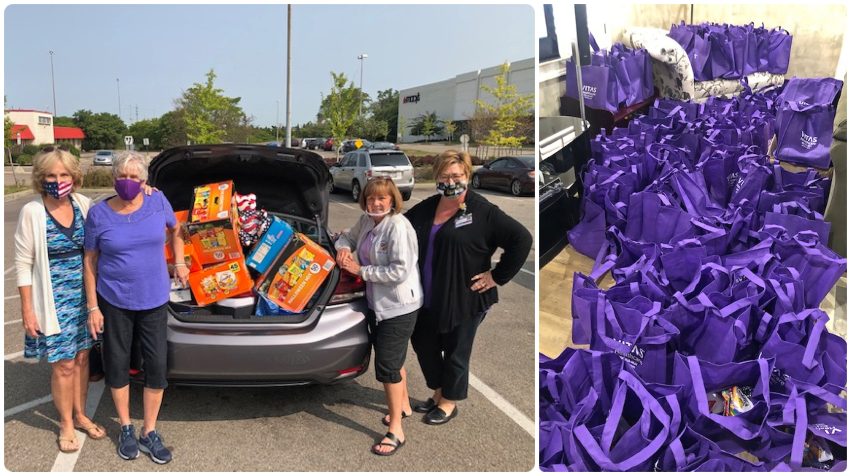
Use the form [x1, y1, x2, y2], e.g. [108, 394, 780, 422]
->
[246, 216, 295, 274]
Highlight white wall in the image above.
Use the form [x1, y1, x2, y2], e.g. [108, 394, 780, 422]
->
[7, 110, 55, 144]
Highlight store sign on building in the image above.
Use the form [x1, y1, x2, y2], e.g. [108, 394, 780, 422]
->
[403, 93, 421, 104]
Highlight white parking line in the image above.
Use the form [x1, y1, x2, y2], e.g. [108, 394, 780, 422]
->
[469, 373, 535, 438]
[6, 295, 20, 300]
[5, 266, 14, 275]
[5, 351, 24, 360]
[335, 202, 356, 210]
[4, 394, 53, 418]
[51, 380, 106, 472]
[6, 319, 21, 326]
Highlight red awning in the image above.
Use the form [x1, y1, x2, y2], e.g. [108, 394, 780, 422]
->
[53, 126, 85, 140]
[10, 124, 34, 140]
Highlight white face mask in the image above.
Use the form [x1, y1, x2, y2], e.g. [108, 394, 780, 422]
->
[365, 209, 391, 218]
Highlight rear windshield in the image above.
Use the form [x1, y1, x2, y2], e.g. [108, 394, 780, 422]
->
[96, 151, 112, 156]
[517, 156, 534, 168]
[370, 153, 410, 167]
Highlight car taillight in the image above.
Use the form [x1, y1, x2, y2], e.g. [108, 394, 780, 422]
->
[329, 269, 365, 304]
[527, 171, 536, 178]
[335, 364, 365, 379]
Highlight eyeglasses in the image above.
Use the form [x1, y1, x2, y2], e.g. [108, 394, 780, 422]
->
[40, 144, 69, 153]
[438, 174, 466, 182]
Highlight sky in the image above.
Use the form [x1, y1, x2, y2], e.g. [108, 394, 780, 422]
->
[4, 4, 534, 128]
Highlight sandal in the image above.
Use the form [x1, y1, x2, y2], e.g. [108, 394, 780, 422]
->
[74, 421, 107, 440]
[57, 435, 80, 453]
[381, 411, 412, 427]
[371, 432, 405, 456]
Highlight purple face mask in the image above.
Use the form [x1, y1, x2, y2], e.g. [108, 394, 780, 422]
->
[114, 178, 143, 201]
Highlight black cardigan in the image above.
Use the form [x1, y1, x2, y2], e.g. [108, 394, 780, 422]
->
[404, 190, 532, 332]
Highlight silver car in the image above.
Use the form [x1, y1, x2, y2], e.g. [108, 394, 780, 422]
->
[328, 149, 415, 202]
[146, 144, 370, 386]
[93, 150, 115, 166]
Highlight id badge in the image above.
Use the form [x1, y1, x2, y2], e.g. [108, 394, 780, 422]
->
[455, 213, 473, 228]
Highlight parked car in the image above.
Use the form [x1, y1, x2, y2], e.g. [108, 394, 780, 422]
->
[299, 138, 317, 149]
[322, 138, 335, 151]
[339, 139, 371, 154]
[305, 138, 322, 150]
[93, 150, 116, 166]
[145, 144, 370, 386]
[471, 155, 535, 196]
[328, 148, 415, 201]
[367, 141, 400, 151]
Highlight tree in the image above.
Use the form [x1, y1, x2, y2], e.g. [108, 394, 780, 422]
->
[351, 116, 388, 142]
[397, 116, 408, 142]
[159, 110, 188, 148]
[126, 118, 164, 150]
[444, 119, 457, 142]
[73, 109, 127, 150]
[323, 72, 361, 158]
[410, 111, 444, 143]
[4, 96, 13, 150]
[369, 88, 399, 141]
[475, 62, 533, 147]
[53, 116, 76, 127]
[177, 69, 248, 144]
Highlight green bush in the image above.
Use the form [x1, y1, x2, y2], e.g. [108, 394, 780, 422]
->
[68, 145, 81, 157]
[22, 144, 39, 155]
[16, 154, 33, 166]
[83, 169, 114, 188]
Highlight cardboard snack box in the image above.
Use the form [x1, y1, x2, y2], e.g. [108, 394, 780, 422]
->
[188, 258, 254, 306]
[165, 210, 203, 273]
[255, 233, 336, 313]
[246, 216, 295, 274]
[188, 181, 243, 265]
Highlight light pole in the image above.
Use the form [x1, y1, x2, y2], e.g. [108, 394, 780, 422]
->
[285, 5, 293, 148]
[358, 53, 368, 118]
[49, 51, 57, 115]
[116, 78, 121, 120]
[276, 100, 280, 143]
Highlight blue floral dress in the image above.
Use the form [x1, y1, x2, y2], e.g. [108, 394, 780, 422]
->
[24, 201, 92, 363]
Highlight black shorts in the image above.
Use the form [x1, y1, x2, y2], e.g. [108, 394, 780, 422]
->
[366, 309, 418, 384]
[99, 295, 168, 390]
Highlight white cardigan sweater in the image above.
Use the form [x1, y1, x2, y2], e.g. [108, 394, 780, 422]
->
[15, 193, 92, 336]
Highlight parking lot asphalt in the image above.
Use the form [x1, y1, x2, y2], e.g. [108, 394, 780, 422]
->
[3, 183, 535, 471]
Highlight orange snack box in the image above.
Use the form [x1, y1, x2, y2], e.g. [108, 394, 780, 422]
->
[255, 233, 336, 313]
[187, 181, 243, 265]
[188, 258, 254, 306]
[164, 210, 202, 273]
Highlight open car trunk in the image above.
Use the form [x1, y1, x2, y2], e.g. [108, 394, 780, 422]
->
[148, 144, 338, 326]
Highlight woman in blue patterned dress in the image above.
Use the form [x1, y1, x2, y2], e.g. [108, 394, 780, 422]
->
[14, 148, 106, 453]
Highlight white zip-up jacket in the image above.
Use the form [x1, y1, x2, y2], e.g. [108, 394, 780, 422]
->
[15, 193, 92, 336]
[335, 212, 422, 322]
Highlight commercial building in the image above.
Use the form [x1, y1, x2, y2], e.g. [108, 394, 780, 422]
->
[5, 109, 85, 149]
[397, 58, 534, 143]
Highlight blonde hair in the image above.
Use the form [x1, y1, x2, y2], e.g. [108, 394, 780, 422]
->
[31, 148, 83, 195]
[432, 150, 473, 182]
[359, 177, 404, 214]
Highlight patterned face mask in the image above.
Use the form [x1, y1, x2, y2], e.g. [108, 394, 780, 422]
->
[436, 180, 467, 198]
[43, 180, 73, 199]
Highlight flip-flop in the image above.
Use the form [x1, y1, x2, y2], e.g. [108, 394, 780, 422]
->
[381, 411, 412, 427]
[74, 421, 107, 440]
[57, 435, 80, 453]
[371, 432, 405, 456]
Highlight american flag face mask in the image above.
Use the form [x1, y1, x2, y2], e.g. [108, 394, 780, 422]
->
[43, 180, 73, 199]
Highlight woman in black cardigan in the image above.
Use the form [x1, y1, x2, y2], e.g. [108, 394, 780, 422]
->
[404, 150, 532, 425]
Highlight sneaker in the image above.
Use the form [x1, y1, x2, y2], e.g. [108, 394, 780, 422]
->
[117, 424, 139, 460]
[138, 429, 172, 464]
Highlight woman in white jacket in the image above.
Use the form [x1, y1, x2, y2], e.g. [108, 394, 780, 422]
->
[335, 177, 422, 457]
[14, 147, 106, 452]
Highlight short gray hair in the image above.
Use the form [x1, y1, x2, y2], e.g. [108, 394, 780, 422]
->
[112, 151, 149, 182]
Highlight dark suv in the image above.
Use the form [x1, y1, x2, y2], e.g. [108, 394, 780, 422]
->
[147, 144, 370, 386]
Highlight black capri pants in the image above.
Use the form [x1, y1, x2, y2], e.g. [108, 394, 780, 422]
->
[410, 308, 486, 401]
[366, 309, 419, 384]
[99, 295, 169, 390]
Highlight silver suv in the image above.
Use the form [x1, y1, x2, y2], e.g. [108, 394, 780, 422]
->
[328, 149, 415, 202]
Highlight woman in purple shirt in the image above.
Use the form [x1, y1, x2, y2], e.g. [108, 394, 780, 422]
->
[83, 152, 188, 465]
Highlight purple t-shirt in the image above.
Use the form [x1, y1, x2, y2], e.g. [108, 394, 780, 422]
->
[358, 229, 375, 307]
[422, 223, 443, 308]
[84, 191, 177, 310]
